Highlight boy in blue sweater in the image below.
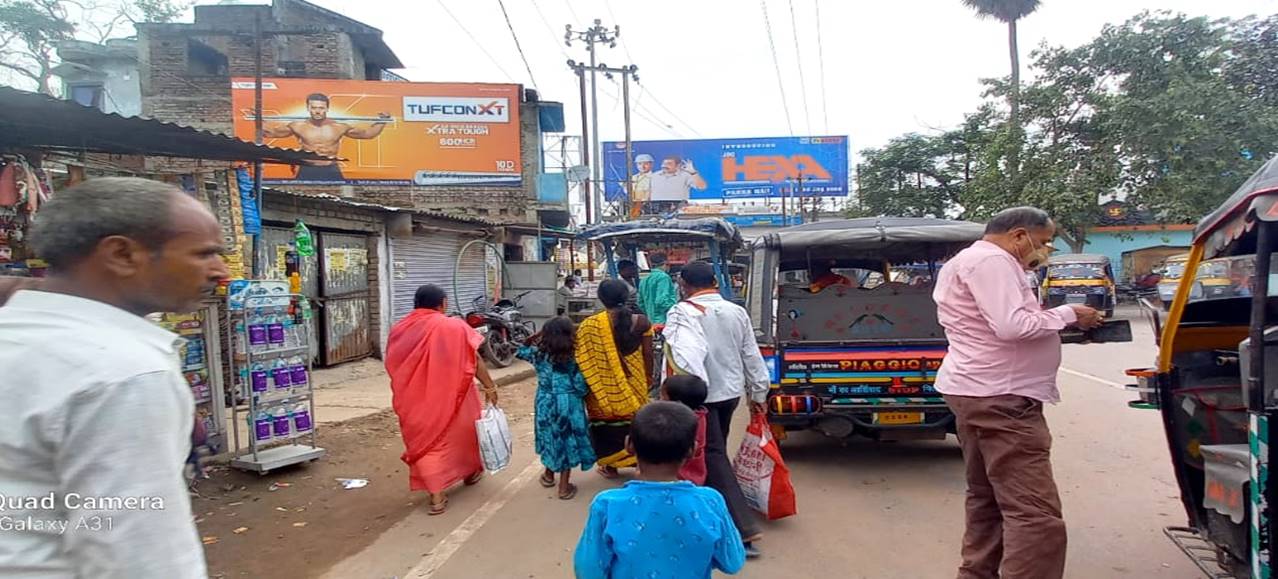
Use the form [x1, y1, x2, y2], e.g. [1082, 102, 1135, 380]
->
[574, 401, 745, 579]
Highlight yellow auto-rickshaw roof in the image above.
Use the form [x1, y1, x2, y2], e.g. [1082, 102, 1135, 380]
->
[1047, 253, 1110, 265]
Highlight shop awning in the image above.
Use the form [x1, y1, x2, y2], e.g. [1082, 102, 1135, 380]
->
[0, 87, 331, 165]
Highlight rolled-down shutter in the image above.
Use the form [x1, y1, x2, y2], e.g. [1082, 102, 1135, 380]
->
[390, 232, 491, 321]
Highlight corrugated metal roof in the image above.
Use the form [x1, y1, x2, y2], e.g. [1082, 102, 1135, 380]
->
[0, 87, 331, 165]
[262, 187, 498, 225]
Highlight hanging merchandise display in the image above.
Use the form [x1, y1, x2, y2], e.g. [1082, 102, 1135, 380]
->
[226, 280, 324, 473]
[149, 304, 229, 457]
[0, 155, 54, 277]
[293, 219, 315, 257]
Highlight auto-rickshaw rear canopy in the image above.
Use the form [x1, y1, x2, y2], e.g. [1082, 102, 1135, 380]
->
[1048, 253, 1111, 266]
[1195, 154, 1278, 260]
[755, 216, 986, 265]
[576, 217, 744, 250]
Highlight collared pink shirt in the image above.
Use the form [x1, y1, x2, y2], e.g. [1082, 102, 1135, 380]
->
[932, 240, 1078, 403]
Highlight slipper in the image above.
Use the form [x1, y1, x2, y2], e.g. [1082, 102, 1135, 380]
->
[539, 472, 556, 488]
[558, 483, 578, 500]
[464, 471, 484, 486]
[596, 466, 620, 480]
[428, 497, 448, 516]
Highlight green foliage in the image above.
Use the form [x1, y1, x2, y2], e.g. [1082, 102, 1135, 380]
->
[858, 11, 1278, 251]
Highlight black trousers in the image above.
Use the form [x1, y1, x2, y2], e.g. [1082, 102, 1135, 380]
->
[703, 397, 761, 540]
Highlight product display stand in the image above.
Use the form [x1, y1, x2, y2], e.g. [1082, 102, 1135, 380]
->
[151, 300, 228, 454]
[228, 286, 324, 473]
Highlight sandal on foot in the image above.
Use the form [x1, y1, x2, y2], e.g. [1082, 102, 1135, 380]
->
[596, 466, 620, 480]
[558, 483, 578, 500]
[464, 471, 484, 486]
[428, 497, 448, 516]
[539, 471, 556, 488]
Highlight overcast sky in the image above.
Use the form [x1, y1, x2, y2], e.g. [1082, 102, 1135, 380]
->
[318, 0, 1278, 157]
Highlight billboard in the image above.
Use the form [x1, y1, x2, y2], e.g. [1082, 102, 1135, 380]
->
[231, 78, 522, 186]
[602, 136, 848, 201]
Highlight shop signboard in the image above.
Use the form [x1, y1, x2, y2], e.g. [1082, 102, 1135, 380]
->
[602, 136, 848, 202]
[231, 78, 522, 186]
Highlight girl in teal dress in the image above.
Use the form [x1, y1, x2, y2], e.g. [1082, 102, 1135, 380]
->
[518, 316, 596, 500]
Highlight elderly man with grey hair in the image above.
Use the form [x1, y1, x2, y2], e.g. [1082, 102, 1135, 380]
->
[0, 177, 227, 578]
[932, 206, 1104, 579]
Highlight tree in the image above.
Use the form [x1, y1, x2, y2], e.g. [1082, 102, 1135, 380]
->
[856, 133, 962, 218]
[0, 0, 75, 94]
[0, 0, 187, 94]
[961, 0, 1042, 182]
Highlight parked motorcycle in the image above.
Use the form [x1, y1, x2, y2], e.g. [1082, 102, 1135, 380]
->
[465, 292, 535, 368]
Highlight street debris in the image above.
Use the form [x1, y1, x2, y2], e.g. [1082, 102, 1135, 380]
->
[202, 536, 219, 545]
[336, 478, 369, 490]
[267, 482, 292, 492]
[293, 522, 308, 528]
[232, 527, 249, 534]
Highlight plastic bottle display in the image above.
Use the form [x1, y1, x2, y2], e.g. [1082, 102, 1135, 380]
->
[250, 363, 269, 394]
[254, 412, 273, 442]
[289, 357, 308, 386]
[293, 405, 312, 433]
[272, 408, 291, 438]
[248, 316, 268, 347]
[271, 359, 292, 390]
[267, 315, 286, 346]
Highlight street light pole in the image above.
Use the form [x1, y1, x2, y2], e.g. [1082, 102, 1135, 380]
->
[566, 20, 620, 223]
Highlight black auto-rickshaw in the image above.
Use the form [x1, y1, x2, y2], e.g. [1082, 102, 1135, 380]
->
[1127, 154, 1278, 578]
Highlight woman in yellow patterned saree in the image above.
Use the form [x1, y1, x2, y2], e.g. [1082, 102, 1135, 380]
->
[575, 279, 654, 478]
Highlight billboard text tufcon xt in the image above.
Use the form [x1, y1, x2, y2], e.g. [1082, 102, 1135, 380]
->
[602, 136, 849, 202]
[231, 79, 522, 186]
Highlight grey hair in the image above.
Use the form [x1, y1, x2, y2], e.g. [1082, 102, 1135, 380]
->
[984, 206, 1052, 235]
[31, 177, 181, 267]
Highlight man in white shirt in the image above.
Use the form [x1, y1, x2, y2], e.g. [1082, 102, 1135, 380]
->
[0, 177, 228, 579]
[663, 261, 770, 556]
[649, 155, 708, 202]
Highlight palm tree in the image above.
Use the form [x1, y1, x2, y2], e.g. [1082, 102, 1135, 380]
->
[962, 0, 1042, 179]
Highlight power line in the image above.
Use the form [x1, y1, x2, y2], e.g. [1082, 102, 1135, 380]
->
[760, 0, 794, 136]
[436, 0, 518, 82]
[788, 0, 811, 134]
[496, 0, 539, 90]
[531, 0, 573, 59]
[814, 0, 830, 133]
[560, 0, 582, 27]
[637, 86, 703, 138]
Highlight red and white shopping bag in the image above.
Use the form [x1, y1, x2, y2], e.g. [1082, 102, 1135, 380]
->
[732, 413, 797, 520]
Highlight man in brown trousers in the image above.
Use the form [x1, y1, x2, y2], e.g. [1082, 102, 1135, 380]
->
[932, 207, 1104, 578]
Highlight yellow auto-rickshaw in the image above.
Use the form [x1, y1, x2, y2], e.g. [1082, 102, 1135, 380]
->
[1157, 253, 1191, 310]
[1125, 154, 1278, 578]
[1040, 253, 1117, 317]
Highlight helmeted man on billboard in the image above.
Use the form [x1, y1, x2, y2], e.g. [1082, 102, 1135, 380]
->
[263, 93, 392, 182]
[650, 155, 707, 202]
[631, 153, 654, 203]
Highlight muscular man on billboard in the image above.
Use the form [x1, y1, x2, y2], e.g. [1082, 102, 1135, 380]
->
[650, 155, 707, 202]
[263, 93, 391, 182]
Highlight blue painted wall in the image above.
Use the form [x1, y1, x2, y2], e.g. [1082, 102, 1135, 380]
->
[1052, 228, 1193, 280]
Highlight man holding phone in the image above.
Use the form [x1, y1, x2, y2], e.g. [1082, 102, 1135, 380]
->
[932, 206, 1104, 579]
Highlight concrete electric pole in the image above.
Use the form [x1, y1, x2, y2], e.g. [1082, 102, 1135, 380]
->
[566, 20, 629, 223]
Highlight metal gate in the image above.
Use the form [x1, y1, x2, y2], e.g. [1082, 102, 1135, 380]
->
[318, 232, 372, 365]
[390, 232, 489, 321]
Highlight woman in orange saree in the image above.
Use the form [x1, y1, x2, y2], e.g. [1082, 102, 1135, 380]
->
[575, 279, 653, 478]
[385, 285, 499, 515]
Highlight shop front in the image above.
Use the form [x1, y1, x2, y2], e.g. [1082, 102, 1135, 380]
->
[388, 216, 495, 321]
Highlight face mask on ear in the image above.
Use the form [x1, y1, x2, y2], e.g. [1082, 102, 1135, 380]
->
[1017, 233, 1051, 271]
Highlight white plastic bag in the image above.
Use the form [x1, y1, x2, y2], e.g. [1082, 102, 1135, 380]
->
[475, 404, 512, 473]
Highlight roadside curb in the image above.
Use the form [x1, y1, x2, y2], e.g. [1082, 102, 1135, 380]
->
[495, 365, 535, 387]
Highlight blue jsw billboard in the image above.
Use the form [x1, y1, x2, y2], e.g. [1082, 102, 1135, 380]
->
[603, 136, 849, 202]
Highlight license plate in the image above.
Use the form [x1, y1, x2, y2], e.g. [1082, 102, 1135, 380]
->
[1065, 294, 1087, 304]
[874, 412, 924, 425]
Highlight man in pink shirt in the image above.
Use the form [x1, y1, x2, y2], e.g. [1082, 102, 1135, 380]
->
[933, 207, 1103, 579]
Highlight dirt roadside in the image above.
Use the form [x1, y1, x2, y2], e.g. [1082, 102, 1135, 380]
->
[196, 377, 537, 579]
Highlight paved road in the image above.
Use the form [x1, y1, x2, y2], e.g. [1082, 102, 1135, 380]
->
[326, 308, 1203, 579]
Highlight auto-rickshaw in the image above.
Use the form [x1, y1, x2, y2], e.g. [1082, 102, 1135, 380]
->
[1040, 253, 1118, 317]
[745, 216, 985, 441]
[1158, 253, 1192, 310]
[1192, 256, 1258, 302]
[574, 217, 743, 301]
[1127, 154, 1278, 578]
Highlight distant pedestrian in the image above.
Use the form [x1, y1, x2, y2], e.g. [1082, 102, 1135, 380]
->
[518, 317, 596, 500]
[385, 284, 500, 515]
[616, 259, 641, 313]
[933, 207, 1104, 579]
[637, 251, 678, 325]
[574, 401, 745, 579]
[0, 177, 227, 578]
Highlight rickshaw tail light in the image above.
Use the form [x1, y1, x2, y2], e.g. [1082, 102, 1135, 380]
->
[1125, 368, 1156, 378]
[759, 346, 775, 357]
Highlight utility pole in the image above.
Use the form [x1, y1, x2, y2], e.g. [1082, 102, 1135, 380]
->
[566, 20, 621, 223]
[567, 59, 639, 224]
[251, 12, 264, 277]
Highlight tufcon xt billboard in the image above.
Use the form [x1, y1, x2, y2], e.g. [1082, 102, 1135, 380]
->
[231, 78, 522, 186]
